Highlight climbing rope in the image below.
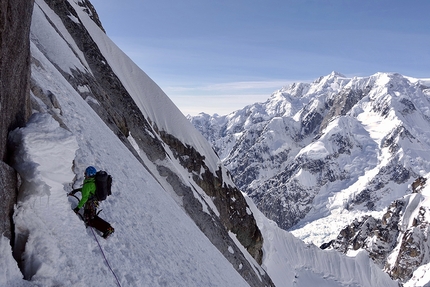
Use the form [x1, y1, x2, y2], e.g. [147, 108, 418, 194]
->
[89, 226, 122, 287]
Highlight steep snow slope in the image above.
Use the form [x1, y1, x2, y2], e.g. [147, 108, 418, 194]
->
[3, 47, 250, 286]
[28, 1, 271, 286]
[71, 0, 221, 175]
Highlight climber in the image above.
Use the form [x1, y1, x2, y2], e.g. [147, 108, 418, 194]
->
[69, 166, 114, 239]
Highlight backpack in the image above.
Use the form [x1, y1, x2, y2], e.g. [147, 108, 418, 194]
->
[94, 170, 112, 201]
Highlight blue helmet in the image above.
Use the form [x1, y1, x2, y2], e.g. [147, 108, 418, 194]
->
[85, 166, 97, 177]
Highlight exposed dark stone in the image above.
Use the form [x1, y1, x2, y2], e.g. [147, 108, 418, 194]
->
[38, 0, 167, 164]
[382, 125, 415, 153]
[321, 199, 430, 282]
[0, 162, 18, 239]
[77, 0, 105, 32]
[301, 110, 323, 136]
[351, 161, 413, 211]
[255, 183, 313, 230]
[412, 177, 426, 193]
[399, 98, 416, 115]
[388, 224, 427, 282]
[157, 164, 272, 287]
[159, 131, 265, 266]
[0, 0, 33, 161]
[0, 0, 34, 240]
[321, 87, 369, 131]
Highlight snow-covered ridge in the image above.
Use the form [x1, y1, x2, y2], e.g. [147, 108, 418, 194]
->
[31, 2, 274, 284]
[39, 2, 268, 270]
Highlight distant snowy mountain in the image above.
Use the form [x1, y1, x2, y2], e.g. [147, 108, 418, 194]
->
[190, 71, 430, 284]
[0, 0, 401, 286]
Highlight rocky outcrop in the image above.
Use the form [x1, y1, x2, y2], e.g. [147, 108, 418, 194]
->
[321, 179, 430, 283]
[0, 162, 19, 239]
[0, 0, 33, 161]
[0, 0, 34, 239]
[159, 131, 264, 264]
[321, 200, 403, 267]
[157, 133, 269, 286]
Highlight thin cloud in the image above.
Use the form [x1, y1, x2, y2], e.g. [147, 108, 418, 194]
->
[172, 93, 273, 116]
[163, 79, 314, 116]
[163, 79, 304, 94]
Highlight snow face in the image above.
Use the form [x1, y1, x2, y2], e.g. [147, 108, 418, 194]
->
[0, 236, 33, 287]
[2, 40, 250, 287]
[31, 0, 91, 75]
[0, 3, 251, 285]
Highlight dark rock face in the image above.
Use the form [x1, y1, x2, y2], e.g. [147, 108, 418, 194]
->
[0, 162, 19, 239]
[388, 217, 429, 281]
[0, 0, 34, 239]
[322, 191, 430, 283]
[157, 133, 269, 286]
[351, 160, 413, 211]
[320, 88, 368, 131]
[160, 131, 264, 264]
[323, 199, 403, 267]
[79, 0, 105, 32]
[0, 0, 33, 161]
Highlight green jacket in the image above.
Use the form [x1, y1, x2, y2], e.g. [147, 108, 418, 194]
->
[77, 177, 96, 209]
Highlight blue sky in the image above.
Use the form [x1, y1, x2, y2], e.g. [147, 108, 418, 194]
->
[90, 0, 430, 115]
